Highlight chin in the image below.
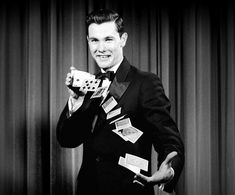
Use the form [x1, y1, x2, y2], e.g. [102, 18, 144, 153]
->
[97, 61, 112, 69]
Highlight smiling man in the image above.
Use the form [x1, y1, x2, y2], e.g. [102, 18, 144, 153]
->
[56, 9, 184, 195]
[87, 20, 127, 71]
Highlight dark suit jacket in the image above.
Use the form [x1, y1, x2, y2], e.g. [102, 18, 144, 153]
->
[56, 57, 184, 195]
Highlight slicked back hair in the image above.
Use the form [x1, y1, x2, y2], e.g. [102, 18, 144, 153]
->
[86, 9, 125, 37]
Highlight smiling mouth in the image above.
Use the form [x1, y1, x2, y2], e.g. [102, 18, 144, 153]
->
[96, 55, 111, 59]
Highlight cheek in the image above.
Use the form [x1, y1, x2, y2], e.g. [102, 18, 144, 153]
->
[88, 44, 96, 52]
[113, 45, 122, 54]
[106, 44, 119, 53]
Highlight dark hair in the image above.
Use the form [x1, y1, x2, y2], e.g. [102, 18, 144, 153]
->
[86, 9, 124, 36]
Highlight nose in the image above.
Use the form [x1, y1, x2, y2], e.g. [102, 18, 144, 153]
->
[97, 42, 105, 52]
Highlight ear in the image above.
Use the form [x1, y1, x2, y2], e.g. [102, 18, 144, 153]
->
[120, 32, 128, 47]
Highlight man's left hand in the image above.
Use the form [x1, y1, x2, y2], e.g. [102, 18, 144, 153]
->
[133, 151, 177, 187]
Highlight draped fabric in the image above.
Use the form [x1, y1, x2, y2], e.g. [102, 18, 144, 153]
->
[0, 0, 234, 195]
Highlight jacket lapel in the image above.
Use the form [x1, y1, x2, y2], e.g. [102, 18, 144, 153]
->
[92, 58, 132, 133]
[109, 57, 131, 101]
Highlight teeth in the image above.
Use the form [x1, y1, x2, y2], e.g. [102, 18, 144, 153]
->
[98, 55, 109, 59]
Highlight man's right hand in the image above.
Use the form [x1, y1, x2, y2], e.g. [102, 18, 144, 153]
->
[65, 68, 86, 99]
[65, 69, 86, 114]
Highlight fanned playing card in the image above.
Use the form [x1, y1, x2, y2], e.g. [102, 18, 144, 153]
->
[71, 69, 95, 87]
[118, 156, 140, 174]
[80, 78, 101, 92]
[115, 118, 132, 130]
[125, 153, 148, 172]
[121, 126, 143, 143]
[102, 96, 118, 113]
[90, 86, 108, 99]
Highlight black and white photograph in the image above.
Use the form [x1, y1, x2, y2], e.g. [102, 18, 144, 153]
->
[0, 0, 234, 195]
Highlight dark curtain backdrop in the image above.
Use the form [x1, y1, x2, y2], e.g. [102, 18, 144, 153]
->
[0, 0, 234, 195]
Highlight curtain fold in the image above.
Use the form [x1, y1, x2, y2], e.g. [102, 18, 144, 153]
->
[0, 1, 234, 195]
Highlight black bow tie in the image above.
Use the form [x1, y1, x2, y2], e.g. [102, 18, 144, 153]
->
[96, 71, 115, 81]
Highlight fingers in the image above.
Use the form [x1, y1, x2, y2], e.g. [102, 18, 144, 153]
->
[133, 180, 145, 187]
[67, 88, 77, 98]
[164, 151, 177, 165]
[66, 66, 77, 86]
[133, 173, 152, 187]
[65, 73, 73, 86]
[70, 66, 76, 71]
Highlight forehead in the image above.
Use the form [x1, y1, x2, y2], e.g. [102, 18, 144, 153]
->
[88, 21, 119, 38]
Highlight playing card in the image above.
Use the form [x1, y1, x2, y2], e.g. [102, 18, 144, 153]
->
[80, 78, 101, 92]
[112, 129, 129, 141]
[115, 118, 132, 130]
[113, 126, 143, 143]
[125, 153, 148, 172]
[102, 96, 118, 113]
[71, 69, 95, 87]
[109, 115, 126, 124]
[107, 107, 121, 119]
[118, 126, 138, 136]
[120, 126, 143, 143]
[90, 86, 108, 99]
[118, 156, 140, 174]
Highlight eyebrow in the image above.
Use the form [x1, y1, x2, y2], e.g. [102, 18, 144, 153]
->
[88, 37, 98, 40]
[88, 35, 115, 40]
[105, 36, 114, 39]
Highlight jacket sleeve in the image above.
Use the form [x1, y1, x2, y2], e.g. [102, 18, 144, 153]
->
[140, 74, 184, 193]
[56, 93, 102, 148]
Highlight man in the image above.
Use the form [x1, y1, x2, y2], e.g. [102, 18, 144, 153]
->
[56, 9, 184, 195]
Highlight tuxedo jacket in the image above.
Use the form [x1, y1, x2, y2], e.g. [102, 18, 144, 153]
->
[56, 57, 184, 195]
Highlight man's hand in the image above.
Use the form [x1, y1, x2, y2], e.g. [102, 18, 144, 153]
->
[133, 151, 177, 187]
[65, 67, 85, 98]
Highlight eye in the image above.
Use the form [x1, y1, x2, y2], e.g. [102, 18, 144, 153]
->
[89, 39, 98, 43]
[106, 38, 113, 42]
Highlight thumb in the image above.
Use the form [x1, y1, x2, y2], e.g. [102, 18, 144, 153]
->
[164, 151, 177, 165]
[70, 66, 76, 72]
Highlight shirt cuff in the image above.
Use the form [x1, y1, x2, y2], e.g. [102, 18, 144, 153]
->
[68, 95, 84, 116]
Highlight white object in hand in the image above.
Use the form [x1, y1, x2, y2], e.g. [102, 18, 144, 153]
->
[71, 67, 95, 87]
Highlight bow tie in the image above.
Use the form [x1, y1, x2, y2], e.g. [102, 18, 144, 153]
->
[96, 71, 115, 81]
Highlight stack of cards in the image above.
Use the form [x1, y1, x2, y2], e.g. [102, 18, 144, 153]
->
[71, 69, 95, 88]
[71, 68, 102, 92]
[118, 153, 148, 174]
[80, 78, 101, 92]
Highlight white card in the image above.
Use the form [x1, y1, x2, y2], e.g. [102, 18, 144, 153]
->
[102, 96, 118, 113]
[113, 126, 143, 143]
[125, 153, 148, 172]
[121, 126, 143, 143]
[118, 126, 138, 136]
[109, 115, 126, 124]
[71, 69, 95, 87]
[118, 156, 140, 174]
[90, 86, 108, 99]
[80, 78, 101, 92]
[112, 129, 129, 141]
[115, 118, 132, 130]
[107, 107, 121, 119]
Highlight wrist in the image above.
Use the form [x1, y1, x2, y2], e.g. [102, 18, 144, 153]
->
[158, 167, 175, 191]
[68, 95, 84, 116]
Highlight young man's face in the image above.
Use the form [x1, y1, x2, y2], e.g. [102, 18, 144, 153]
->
[87, 21, 127, 70]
